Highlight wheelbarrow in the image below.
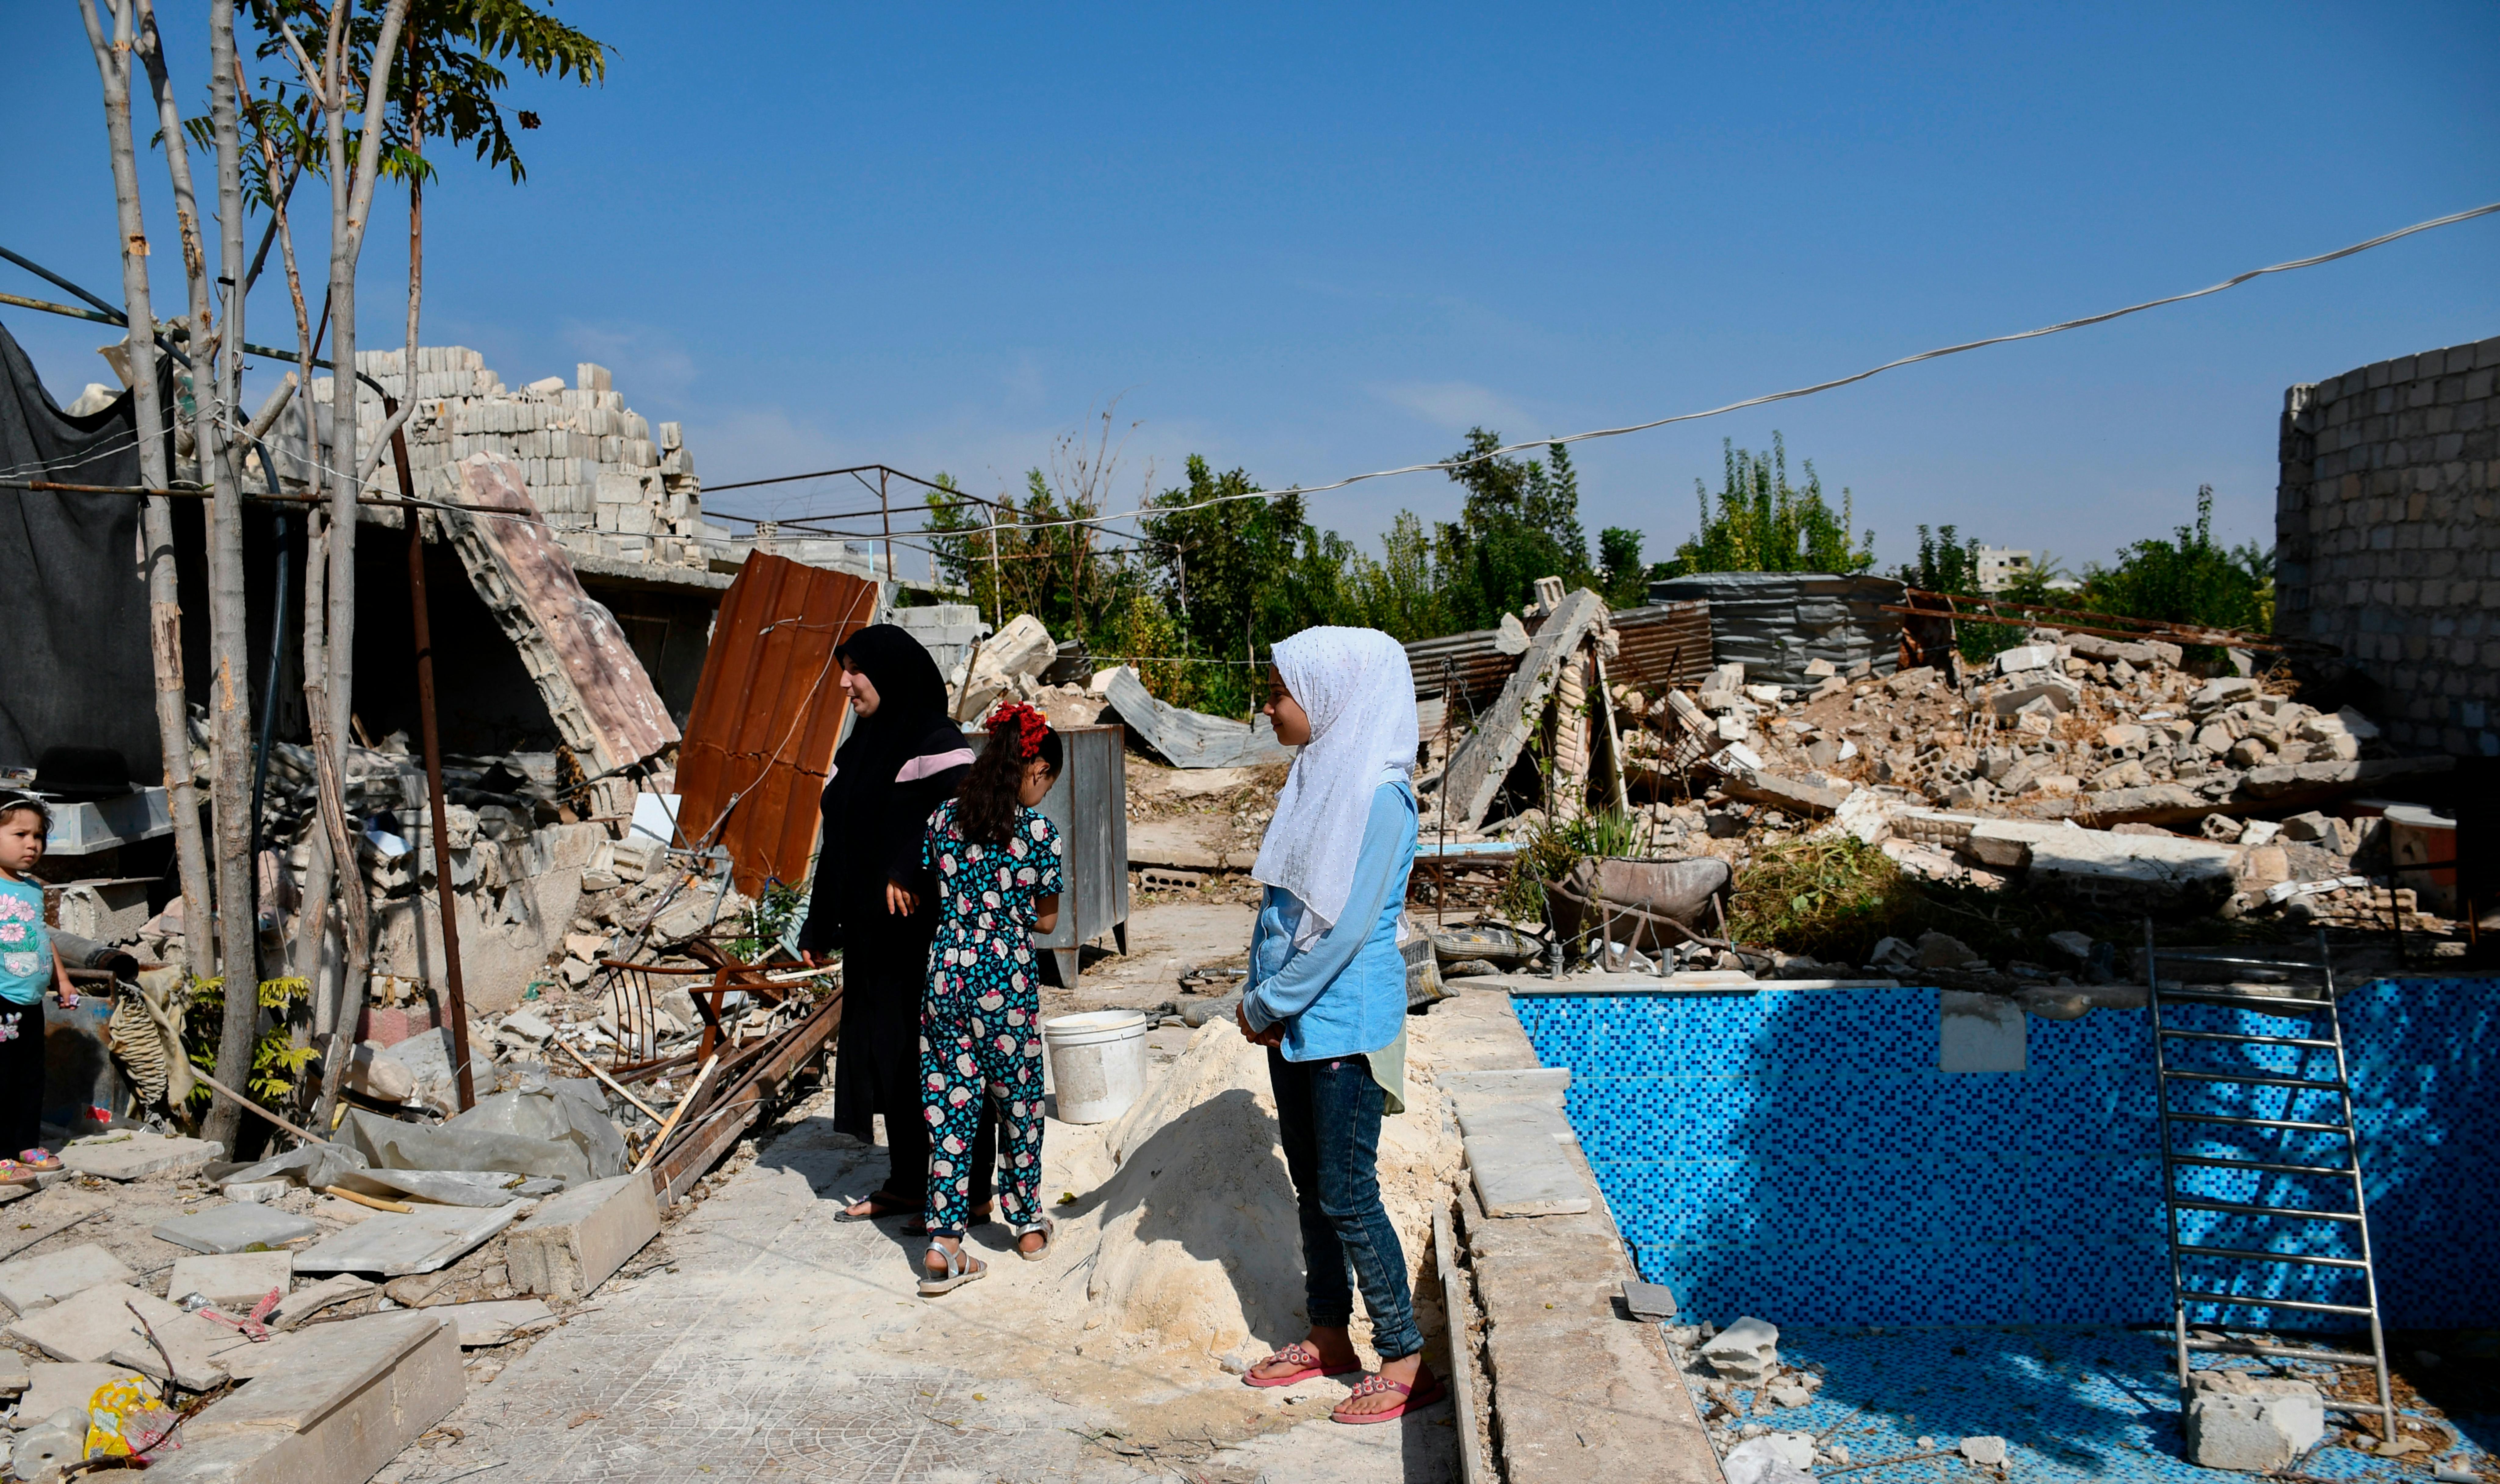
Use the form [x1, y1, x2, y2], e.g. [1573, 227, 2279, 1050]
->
[1544, 854, 1736, 961]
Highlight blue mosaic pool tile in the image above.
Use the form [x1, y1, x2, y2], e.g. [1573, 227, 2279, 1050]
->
[1516, 978, 2500, 1328]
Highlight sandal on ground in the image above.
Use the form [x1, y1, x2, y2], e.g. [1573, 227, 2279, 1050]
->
[916, 1241, 987, 1297]
[1241, 1340, 1363, 1389]
[1015, 1218, 1055, 1262]
[0, 1161, 38, 1188]
[16, 1149, 62, 1173]
[904, 1201, 992, 1237]
[834, 1191, 914, 1222]
[1331, 1369, 1447, 1425]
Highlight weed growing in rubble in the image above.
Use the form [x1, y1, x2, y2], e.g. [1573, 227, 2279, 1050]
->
[1726, 837, 1922, 961]
[1502, 807, 1648, 920]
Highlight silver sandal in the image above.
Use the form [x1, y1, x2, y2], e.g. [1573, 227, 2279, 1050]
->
[918, 1240, 987, 1296]
[1014, 1217, 1055, 1262]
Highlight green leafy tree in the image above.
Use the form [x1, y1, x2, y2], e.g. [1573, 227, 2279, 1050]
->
[1343, 510, 1450, 641]
[1435, 429, 1594, 629]
[925, 469, 1147, 649]
[1896, 524, 1980, 594]
[1597, 526, 1648, 608]
[1661, 434, 1874, 576]
[2078, 484, 2272, 634]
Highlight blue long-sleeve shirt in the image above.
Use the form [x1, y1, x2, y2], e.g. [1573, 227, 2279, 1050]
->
[1241, 780, 1416, 1062]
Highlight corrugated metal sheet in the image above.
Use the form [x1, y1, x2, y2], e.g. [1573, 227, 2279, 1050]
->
[1646, 572, 1904, 686]
[1404, 599, 1714, 719]
[674, 554, 881, 898]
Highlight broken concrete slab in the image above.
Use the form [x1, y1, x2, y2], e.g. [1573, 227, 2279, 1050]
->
[10, 1362, 144, 1428]
[269, 1274, 375, 1331]
[2023, 829, 2239, 913]
[1714, 768, 1840, 818]
[504, 1171, 659, 1302]
[0, 1243, 137, 1316]
[1445, 587, 1609, 830]
[9, 1283, 232, 1389]
[440, 1297, 556, 1346]
[1963, 818, 2067, 870]
[1701, 1315, 1780, 1380]
[150, 1201, 319, 1255]
[292, 1200, 527, 1277]
[2185, 1386, 2325, 1471]
[139, 1311, 462, 1484]
[59, 1132, 222, 1181]
[446, 452, 681, 824]
[1100, 666, 1294, 769]
[166, 1251, 293, 1311]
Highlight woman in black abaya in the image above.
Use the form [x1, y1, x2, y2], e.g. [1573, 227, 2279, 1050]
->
[796, 624, 993, 1225]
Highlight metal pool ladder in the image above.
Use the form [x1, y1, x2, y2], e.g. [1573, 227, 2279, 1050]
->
[2144, 928, 2394, 1439]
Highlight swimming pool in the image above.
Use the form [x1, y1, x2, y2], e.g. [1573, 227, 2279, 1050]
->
[1514, 978, 2499, 1330]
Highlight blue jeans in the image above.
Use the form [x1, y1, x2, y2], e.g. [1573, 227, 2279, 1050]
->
[1268, 1048, 1422, 1362]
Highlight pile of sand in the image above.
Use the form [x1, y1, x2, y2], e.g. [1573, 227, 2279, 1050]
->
[1034, 1015, 1460, 1371]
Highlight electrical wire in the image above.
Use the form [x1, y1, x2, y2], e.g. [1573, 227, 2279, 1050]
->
[863, 200, 2500, 540]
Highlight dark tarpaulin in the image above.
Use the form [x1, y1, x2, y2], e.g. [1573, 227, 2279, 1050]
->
[0, 319, 161, 782]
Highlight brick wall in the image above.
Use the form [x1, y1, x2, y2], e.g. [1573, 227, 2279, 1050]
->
[2276, 334, 2500, 758]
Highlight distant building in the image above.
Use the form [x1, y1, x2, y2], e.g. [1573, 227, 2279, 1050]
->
[1974, 546, 2034, 593]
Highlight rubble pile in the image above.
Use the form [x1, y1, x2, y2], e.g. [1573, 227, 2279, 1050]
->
[1584, 629, 2457, 946]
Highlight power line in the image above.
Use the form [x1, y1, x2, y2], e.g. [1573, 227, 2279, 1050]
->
[901, 201, 2500, 540]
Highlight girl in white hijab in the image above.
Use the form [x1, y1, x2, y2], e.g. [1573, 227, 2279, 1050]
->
[1234, 627, 1443, 1424]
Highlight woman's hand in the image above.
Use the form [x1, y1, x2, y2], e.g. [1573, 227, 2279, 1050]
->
[1235, 1000, 1282, 1047]
[885, 881, 919, 917]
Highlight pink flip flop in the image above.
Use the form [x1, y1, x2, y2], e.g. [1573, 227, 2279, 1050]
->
[1330, 1368, 1447, 1425]
[1241, 1340, 1363, 1389]
[16, 1149, 62, 1173]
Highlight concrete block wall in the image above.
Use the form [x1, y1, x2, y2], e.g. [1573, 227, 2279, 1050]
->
[313, 347, 708, 571]
[2276, 334, 2500, 757]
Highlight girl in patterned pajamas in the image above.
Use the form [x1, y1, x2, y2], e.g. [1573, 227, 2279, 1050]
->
[916, 703, 1065, 1296]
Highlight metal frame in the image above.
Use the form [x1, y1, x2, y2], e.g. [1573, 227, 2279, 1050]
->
[2144, 926, 2395, 1438]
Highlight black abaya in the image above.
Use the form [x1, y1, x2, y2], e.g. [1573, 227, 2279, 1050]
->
[796, 625, 989, 1205]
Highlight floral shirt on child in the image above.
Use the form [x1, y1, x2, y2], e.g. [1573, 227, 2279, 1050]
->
[0, 876, 49, 1009]
[921, 800, 1064, 1002]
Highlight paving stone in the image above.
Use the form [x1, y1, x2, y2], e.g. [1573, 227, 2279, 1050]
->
[11, 1362, 144, 1428]
[439, 1297, 557, 1346]
[505, 1172, 659, 1301]
[59, 1132, 223, 1181]
[9, 1283, 232, 1388]
[140, 1312, 462, 1484]
[1452, 1094, 1592, 1218]
[0, 1243, 137, 1316]
[268, 1274, 374, 1331]
[150, 1201, 319, 1255]
[292, 1200, 526, 1277]
[0, 1355, 24, 1395]
[165, 1251, 294, 1311]
[1622, 1278, 1678, 1320]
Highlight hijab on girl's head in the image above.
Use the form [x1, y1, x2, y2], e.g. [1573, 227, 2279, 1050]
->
[1250, 626, 1417, 931]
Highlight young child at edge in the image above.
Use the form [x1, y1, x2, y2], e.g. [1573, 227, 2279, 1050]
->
[916, 702, 1065, 1295]
[0, 791, 78, 1186]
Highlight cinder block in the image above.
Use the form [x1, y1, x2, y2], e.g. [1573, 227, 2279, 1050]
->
[505, 1172, 660, 1302]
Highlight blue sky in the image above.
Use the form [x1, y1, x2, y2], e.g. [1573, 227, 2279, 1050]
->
[12, 2, 2497, 578]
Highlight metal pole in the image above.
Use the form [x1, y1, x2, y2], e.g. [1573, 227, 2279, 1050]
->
[879, 468, 896, 588]
[387, 396, 476, 1112]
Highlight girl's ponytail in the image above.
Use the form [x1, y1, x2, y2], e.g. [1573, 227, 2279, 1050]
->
[957, 702, 1062, 844]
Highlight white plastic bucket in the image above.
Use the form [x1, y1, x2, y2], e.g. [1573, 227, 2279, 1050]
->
[1042, 1010, 1149, 1124]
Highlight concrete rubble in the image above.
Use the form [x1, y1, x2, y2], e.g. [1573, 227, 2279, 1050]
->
[2184, 1372, 2328, 1471]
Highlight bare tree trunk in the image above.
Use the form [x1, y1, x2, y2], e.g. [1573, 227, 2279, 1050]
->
[79, 0, 213, 987]
[140, 0, 261, 1152]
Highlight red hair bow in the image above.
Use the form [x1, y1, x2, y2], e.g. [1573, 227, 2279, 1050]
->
[989, 701, 1050, 761]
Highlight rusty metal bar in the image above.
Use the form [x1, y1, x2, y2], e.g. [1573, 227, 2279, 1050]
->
[389, 397, 476, 1113]
[652, 989, 843, 1205]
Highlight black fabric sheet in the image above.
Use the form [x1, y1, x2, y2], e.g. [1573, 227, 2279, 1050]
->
[0, 319, 161, 781]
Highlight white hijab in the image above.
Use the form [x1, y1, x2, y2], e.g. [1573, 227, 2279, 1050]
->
[1252, 626, 1418, 933]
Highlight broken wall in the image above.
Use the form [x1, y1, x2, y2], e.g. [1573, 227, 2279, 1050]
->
[2277, 334, 2500, 758]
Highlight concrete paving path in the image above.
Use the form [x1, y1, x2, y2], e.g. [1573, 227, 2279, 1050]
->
[378, 1112, 1458, 1484]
